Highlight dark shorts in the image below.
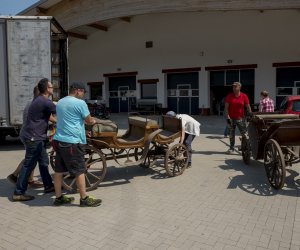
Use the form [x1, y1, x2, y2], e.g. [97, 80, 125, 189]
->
[52, 140, 86, 176]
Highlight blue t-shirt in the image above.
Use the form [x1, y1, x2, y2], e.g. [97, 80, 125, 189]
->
[21, 95, 56, 141]
[53, 96, 90, 144]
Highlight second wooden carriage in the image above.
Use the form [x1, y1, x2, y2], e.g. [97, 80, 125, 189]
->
[241, 113, 300, 189]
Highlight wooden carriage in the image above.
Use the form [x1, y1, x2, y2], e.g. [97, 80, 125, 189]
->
[241, 113, 300, 189]
[50, 115, 189, 192]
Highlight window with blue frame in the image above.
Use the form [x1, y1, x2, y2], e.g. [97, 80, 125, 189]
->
[141, 83, 157, 99]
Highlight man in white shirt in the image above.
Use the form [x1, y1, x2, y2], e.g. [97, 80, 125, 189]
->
[166, 111, 201, 167]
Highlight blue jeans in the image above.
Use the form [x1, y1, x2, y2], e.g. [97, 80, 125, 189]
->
[14, 139, 53, 195]
[183, 133, 195, 164]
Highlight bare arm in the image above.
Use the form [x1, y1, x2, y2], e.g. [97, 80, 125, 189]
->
[246, 103, 252, 113]
[49, 114, 56, 123]
[85, 114, 96, 125]
[224, 103, 230, 119]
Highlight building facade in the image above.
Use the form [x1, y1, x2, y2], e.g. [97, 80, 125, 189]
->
[21, 0, 300, 114]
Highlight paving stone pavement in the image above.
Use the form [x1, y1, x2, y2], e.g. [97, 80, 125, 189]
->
[0, 115, 300, 250]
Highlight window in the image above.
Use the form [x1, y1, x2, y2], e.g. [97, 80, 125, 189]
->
[292, 101, 300, 112]
[277, 87, 293, 96]
[88, 82, 103, 100]
[141, 83, 157, 99]
[210, 69, 254, 86]
[210, 71, 224, 86]
[276, 67, 300, 87]
[226, 70, 239, 85]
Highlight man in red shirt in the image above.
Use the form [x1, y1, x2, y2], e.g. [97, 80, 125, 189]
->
[224, 82, 252, 154]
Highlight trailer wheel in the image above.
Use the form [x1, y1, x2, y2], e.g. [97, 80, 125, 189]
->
[264, 139, 286, 189]
[164, 143, 189, 177]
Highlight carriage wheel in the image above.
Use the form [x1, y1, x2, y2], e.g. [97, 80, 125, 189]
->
[50, 145, 107, 192]
[264, 139, 286, 189]
[164, 143, 189, 177]
[241, 136, 251, 165]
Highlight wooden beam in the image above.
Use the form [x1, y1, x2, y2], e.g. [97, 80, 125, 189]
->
[67, 31, 87, 40]
[120, 17, 131, 22]
[36, 7, 48, 14]
[87, 23, 108, 32]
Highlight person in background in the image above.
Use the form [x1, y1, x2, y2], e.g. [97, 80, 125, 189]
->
[12, 78, 56, 201]
[52, 82, 102, 207]
[224, 82, 252, 154]
[166, 111, 201, 167]
[220, 97, 229, 138]
[7, 86, 43, 188]
[259, 90, 274, 112]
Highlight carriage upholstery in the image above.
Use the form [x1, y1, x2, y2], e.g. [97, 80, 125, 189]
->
[155, 115, 182, 144]
[87, 118, 118, 138]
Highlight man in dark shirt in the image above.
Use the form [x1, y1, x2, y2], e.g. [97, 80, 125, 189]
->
[13, 78, 56, 201]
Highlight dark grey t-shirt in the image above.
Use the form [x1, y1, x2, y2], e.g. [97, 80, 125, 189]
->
[20, 95, 56, 141]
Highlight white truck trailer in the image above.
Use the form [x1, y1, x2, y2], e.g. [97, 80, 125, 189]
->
[0, 16, 68, 142]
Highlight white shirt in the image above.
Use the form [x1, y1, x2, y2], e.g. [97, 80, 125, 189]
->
[176, 114, 201, 136]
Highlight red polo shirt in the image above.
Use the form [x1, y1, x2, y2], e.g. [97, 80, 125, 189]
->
[226, 92, 249, 119]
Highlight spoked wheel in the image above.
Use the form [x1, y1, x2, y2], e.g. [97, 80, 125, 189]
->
[164, 143, 189, 177]
[241, 136, 251, 165]
[264, 139, 286, 189]
[50, 145, 107, 192]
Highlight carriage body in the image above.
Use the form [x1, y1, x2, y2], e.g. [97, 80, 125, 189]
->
[242, 113, 300, 189]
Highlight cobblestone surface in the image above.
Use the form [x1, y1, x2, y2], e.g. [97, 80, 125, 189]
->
[0, 115, 300, 250]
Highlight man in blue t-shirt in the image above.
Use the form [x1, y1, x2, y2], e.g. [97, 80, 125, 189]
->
[52, 82, 102, 207]
[13, 78, 56, 201]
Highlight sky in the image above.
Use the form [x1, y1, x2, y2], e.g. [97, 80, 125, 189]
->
[0, 0, 40, 15]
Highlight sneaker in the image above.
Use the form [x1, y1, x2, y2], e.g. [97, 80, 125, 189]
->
[28, 180, 44, 189]
[44, 186, 55, 193]
[227, 148, 234, 154]
[53, 195, 75, 206]
[187, 162, 192, 168]
[80, 196, 102, 207]
[12, 194, 34, 202]
[7, 174, 18, 184]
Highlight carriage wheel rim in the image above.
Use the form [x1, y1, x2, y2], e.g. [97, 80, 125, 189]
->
[59, 145, 107, 192]
[165, 144, 188, 177]
[264, 139, 286, 189]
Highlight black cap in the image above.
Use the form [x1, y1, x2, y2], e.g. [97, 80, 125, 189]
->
[70, 82, 86, 91]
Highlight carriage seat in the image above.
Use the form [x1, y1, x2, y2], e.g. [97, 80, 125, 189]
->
[115, 116, 159, 146]
[127, 116, 158, 128]
[155, 115, 182, 144]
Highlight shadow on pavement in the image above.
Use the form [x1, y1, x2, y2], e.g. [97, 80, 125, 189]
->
[99, 163, 169, 187]
[0, 178, 68, 206]
[219, 159, 300, 197]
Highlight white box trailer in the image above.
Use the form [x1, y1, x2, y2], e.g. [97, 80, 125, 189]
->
[0, 16, 68, 142]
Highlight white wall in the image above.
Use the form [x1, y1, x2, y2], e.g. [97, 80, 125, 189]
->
[69, 10, 300, 109]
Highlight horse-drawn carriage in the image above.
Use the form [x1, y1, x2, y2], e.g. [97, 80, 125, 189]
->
[241, 113, 300, 189]
[50, 115, 189, 192]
